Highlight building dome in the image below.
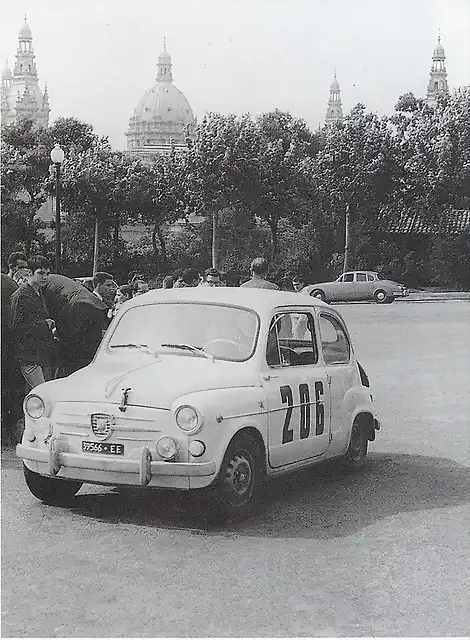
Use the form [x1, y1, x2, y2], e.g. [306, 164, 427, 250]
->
[19, 18, 32, 40]
[126, 43, 195, 157]
[133, 82, 194, 125]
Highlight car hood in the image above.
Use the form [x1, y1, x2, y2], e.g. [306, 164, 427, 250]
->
[39, 355, 257, 409]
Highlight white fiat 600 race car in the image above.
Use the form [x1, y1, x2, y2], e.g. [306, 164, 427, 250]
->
[17, 288, 380, 516]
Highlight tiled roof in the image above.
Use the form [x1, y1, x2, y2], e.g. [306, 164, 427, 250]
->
[379, 209, 470, 235]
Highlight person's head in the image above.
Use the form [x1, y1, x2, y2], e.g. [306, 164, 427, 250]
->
[182, 268, 200, 287]
[204, 267, 221, 286]
[8, 251, 28, 276]
[162, 275, 174, 289]
[13, 267, 32, 286]
[132, 279, 149, 297]
[27, 255, 50, 288]
[114, 284, 132, 305]
[172, 269, 183, 282]
[292, 276, 305, 292]
[250, 257, 269, 278]
[93, 271, 116, 304]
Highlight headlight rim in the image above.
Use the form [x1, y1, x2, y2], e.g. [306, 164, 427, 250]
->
[24, 394, 47, 420]
[156, 435, 180, 460]
[175, 404, 204, 434]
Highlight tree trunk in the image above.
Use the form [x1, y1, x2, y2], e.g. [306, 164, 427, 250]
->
[93, 216, 99, 276]
[212, 210, 219, 269]
[343, 203, 351, 272]
[156, 225, 168, 265]
[268, 217, 278, 259]
[113, 212, 120, 249]
[151, 223, 159, 256]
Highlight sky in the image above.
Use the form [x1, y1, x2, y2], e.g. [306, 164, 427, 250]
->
[1, 0, 469, 150]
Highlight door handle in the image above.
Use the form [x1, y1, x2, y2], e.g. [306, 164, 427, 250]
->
[262, 374, 279, 381]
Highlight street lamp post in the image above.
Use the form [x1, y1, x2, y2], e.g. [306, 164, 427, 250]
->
[50, 143, 65, 273]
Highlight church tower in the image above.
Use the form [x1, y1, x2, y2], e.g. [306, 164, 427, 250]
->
[325, 72, 343, 125]
[1, 16, 50, 128]
[426, 33, 448, 106]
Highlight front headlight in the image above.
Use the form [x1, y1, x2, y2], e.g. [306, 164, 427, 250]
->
[175, 405, 203, 434]
[24, 395, 45, 420]
[156, 436, 179, 460]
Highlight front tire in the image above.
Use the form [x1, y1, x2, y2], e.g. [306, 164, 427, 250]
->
[23, 464, 82, 505]
[311, 289, 326, 302]
[342, 422, 368, 471]
[211, 435, 260, 518]
[374, 289, 387, 303]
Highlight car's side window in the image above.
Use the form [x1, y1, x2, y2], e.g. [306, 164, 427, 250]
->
[343, 273, 354, 282]
[319, 315, 351, 364]
[266, 312, 318, 367]
[356, 273, 367, 282]
[366, 273, 374, 282]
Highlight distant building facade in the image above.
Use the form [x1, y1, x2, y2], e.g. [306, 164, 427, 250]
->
[426, 33, 448, 106]
[1, 16, 50, 128]
[325, 72, 343, 125]
[126, 41, 195, 163]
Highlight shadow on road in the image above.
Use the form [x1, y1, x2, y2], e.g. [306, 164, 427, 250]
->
[64, 452, 470, 539]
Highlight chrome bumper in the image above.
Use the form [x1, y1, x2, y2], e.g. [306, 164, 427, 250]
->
[17, 439, 216, 486]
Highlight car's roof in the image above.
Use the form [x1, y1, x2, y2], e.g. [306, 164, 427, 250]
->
[123, 286, 331, 315]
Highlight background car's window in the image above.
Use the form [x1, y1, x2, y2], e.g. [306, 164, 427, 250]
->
[356, 273, 367, 282]
[266, 312, 317, 367]
[319, 315, 351, 364]
[108, 303, 259, 362]
[366, 273, 374, 281]
[343, 273, 354, 282]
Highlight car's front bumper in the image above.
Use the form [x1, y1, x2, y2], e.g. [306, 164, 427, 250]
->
[17, 439, 216, 488]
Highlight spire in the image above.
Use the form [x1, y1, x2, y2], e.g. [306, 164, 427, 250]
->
[427, 32, 448, 106]
[325, 70, 343, 125]
[156, 39, 173, 82]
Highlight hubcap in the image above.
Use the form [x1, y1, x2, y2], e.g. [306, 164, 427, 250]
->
[225, 453, 253, 496]
[376, 292, 385, 301]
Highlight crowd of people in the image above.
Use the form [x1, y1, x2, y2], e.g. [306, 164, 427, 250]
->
[1, 251, 307, 442]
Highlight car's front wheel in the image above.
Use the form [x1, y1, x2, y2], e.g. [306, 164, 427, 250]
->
[311, 289, 326, 302]
[374, 289, 388, 303]
[23, 464, 82, 505]
[211, 435, 260, 518]
[342, 422, 368, 471]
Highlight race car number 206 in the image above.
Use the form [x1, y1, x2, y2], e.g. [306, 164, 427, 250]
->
[82, 441, 124, 455]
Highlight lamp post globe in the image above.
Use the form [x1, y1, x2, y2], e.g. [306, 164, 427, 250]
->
[50, 144, 64, 273]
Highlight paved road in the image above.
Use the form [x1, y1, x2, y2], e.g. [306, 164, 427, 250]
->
[2, 302, 469, 637]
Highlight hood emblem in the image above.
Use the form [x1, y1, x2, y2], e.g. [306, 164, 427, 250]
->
[91, 413, 114, 440]
[119, 387, 131, 413]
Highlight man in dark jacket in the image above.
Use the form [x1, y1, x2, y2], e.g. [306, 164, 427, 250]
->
[43, 275, 111, 377]
[9, 256, 55, 390]
[1, 273, 23, 441]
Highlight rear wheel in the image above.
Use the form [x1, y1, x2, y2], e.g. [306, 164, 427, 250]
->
[23, 464, 82, 505]
[374, 289, 387, 303]
[342, 422, 368, 471]
[311, 289, 326, 302]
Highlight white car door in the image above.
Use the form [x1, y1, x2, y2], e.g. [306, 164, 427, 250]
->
[318, 313, 357, 438]
[262, 311, 331, 469]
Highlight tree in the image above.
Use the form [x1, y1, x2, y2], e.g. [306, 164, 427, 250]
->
[185, 112, 260, 268]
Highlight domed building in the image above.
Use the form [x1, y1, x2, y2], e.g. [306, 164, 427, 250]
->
[126, 42, 195, 162]
[1, 16, 50, 128]
[325, 71, 343, 125]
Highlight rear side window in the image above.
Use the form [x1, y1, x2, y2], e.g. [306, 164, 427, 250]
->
[356, 273, 367, 282]
[367, 274, 374, 282]
[319, 315, 351, 364]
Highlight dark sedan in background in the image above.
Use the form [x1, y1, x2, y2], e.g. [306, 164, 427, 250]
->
[303, 271, 408, 303]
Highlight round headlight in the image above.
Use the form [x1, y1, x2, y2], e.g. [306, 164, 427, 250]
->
[24, 395, 45, 420]
[156, 436, 179, 460]
[175, 405, 203, 434]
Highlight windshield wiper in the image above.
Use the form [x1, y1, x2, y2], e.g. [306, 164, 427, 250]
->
[160, 343, 214, 361]
[110, 343, 158, 358]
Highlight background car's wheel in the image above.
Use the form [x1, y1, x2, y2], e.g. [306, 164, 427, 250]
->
[23, 464, 82, 505]
[342, 422, 368, 471]
[211, 434, 260, 519]
[311, 289, 326, 301]
[374, 289, 387, 303]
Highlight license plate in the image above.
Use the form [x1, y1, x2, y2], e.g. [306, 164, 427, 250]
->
[82, 441, 124, 455]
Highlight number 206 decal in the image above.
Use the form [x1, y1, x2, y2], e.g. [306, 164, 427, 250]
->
[280, 382, 324, 444]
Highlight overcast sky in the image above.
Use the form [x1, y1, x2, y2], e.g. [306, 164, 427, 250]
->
[1, 0, 469, 149]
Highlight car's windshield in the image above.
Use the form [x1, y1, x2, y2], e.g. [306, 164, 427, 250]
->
[107, 302, 259, 362]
